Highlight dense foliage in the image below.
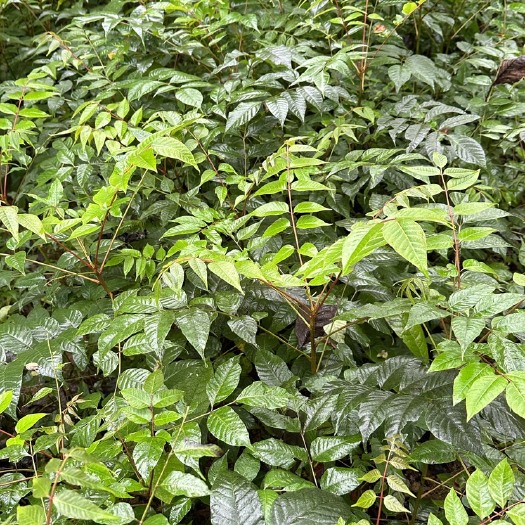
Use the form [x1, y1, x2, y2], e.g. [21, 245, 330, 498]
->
[2, 0, 525, 523]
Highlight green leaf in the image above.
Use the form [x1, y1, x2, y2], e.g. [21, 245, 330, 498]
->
[386, 474, 416, 497]
[133, 437, 165, 480]
[236, 382, 289, 409]
[175, 87, 203, 108]
[451, 316, 485, 350]
[310, 436, 361, 462]
[227, 316, 258, 344]
[398, 165, 441, 180]
[266, 98, 289, 127]
[17, 505, 46, 525]
[54, 489, 130, 524]
[18, 213, 45, 239]
[207, 357, 242, 406]
[15, 413, 48, 434]
[352, 489, 377, 509]
[388, 64, 411, 92]
[383, 495, 410, 513]
[444, 488, 468, 525]
[0, 206, 19, 241]
[506, 373, 525, 418]
[161, 471, 210, 498]
[465, 374, 507, 420]
[174, 308, 211, 359]
[144, 369, 165, 394]
[209, 261, 243, 293]
[207, 406, 251, 447]
[448, 135, 486, 166]
[151, 136, 197, 167]
[382, 219, 428, 276]
[453, 363, 493, 404]
[251, 202, 288, 217]
[466, 469, 496, 519]
[320, 467, 362, 496]
[342, 222, 386, 273]
[295, 215, 330, 229]
[251, 439, 307, 468]
[269, 488, 352, 525]
[508, 503, 525, 525]
[409, 440, 457, 464]
[294, 202, 330, 213]
[211, 471, 264, 525]
[188, 258, 208, 288]
[225, 102, 261, 132]
[121, 388, 151, 409]
[0, 390, 13, 414]
[488, 458, 515, 508]
[427, 514, 444, 525]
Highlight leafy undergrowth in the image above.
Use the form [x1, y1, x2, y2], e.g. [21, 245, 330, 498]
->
[2, 0, 525, 524]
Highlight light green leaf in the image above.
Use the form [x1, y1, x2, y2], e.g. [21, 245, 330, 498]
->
[293, 202, 330, 213]
[382, 219, 428, 276]
[427, 513, 444, 525]
[352, 489, 376, 509]
[0, 390, 13, 414]
[444, 488, 468, 525]
[54, 489, 129, 524]
[295, 215, 330, 229]
[383, 495, 410, 513]
[488, 458, 515, 508]
[453, 363, 493, 404]
[0, 206, 19, 241]
[466, 469, 496, 519]
[342, 222, 386, 273]
[151, 136, 197, 167]
[188, 258, 208, 288]
[18, 213, 45, 239]
[208, 261, 243, 293]
[15, 413, 48, 434]
[506, 373, 525, 418]
[17, 505, 46, 525]
[251, 202, 288, 217]
[508, 503, 525, 525]
[465, 374, 507, 420]
[386, 474, 416, 497]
